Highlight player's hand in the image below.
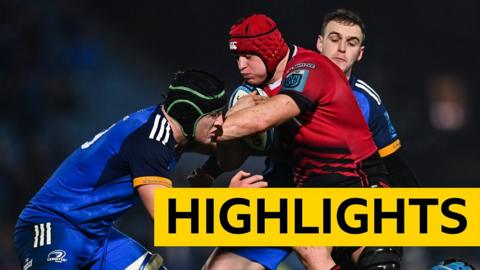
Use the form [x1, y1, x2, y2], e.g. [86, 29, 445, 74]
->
[252, 94, 268, 105]
[226, 91, 264, 117]
[229, 170, 267, 188]
[292, 246, 336, 270]
[187, 168, 215, 187]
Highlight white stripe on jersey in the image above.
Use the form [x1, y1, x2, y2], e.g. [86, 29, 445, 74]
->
[356, 79, 381, 104]
[46, 222, 51, 245]
[155, 118, 167, 142]
[125, 252, 150, 270]
[357, 79, 380, 98]
[292, 45, 298, 57]
[148, 114, 171, 144]
[33, 225, 39, 248]
[149, 114, 161, 139]
[162, 125, 171, 145]
[268, 79, 282, 90]
[39, 223, 45, 247]
[355, 82, 381, 105]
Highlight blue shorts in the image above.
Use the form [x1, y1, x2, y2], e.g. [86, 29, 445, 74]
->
[14, 219, 150, 269]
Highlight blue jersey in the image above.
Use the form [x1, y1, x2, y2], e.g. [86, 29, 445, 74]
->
[19, 105, 180, 238]
[349, 76, 400, 157]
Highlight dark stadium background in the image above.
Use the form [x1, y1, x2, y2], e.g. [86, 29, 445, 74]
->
[1, 0, 479, 269]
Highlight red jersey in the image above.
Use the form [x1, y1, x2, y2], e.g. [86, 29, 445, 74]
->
[276, 46, 378, 186]
[262, 78, 282, 97]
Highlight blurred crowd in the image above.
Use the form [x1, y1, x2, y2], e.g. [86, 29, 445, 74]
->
[0, 1, 81, 268]
[0, 1, 478, 269]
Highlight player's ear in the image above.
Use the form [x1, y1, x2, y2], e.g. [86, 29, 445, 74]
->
[316, 35, 324, 53]
[357, 45, 365, 62]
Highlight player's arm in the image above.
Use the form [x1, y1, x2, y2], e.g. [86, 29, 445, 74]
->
[355, 84, 421, 187]
[123, 115, 177, 218]
[133, 176, 173, 219]
[228, 170, 267, 188]
[187, 140, 252, 187]
[292, 247, 337, 270]
[218, 61, 326, 142]
[382, 149, 421, 187]
[137, 184, 169, 219]
[218, 94, 300, 141]
[225, 90, 267, 118]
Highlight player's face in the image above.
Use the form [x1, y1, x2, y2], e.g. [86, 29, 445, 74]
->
[195, 111, 224, 144]
[317, 21, 364, 78]
[236, 53, 268, 86]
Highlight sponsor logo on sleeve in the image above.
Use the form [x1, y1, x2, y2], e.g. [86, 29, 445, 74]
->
[283, 69, 309, 92]
[23, 258, 32, 270]
[293, 63, 316, 69]
[47, 250, 67, 263]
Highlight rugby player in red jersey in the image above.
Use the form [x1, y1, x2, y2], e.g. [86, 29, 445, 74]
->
[203, 14, 401, 270]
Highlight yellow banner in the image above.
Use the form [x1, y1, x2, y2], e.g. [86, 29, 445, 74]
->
[154, 188, 480, 246]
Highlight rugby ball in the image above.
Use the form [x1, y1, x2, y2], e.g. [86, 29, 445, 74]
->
[228, 84, 276, 152]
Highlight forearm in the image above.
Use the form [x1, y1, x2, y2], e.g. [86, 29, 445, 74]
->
[220, 108, 269, 141]
[220, 94, 300, 141]
[292, 246, 336, 270]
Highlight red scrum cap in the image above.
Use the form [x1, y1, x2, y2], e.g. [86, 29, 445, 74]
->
[229, 14, 289, 78]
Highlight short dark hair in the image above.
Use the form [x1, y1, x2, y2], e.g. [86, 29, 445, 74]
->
[321, 9, 366, 43]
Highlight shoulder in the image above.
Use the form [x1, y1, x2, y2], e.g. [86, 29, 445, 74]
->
[78, 106, 157, 151]
[111, 106, 160, 138]
[288, 46, 327, 68]
[285, 47, 340, 81]
[126, 105, 158, 123]
[350, 77, 382, 105]
[284, 47, 324, 77]
[122, 106, 175, 153]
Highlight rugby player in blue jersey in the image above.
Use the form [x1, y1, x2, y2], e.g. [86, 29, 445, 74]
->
[202, 10, 417, 270]
[13, 69, 264, 270]
[288, 8, 421, 269]
[316, 9, 419, 189]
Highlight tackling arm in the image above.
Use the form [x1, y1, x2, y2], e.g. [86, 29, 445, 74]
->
[218, 94, 300, 141]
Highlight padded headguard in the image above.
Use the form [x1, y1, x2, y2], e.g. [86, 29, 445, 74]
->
[164, 69, 226, 138]
[229, 14, 289, 81]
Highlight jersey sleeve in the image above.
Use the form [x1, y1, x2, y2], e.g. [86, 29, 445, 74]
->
[121, 120, 175, 188]
[280, 61, 327, 112]
[353, 91, 371, 123]
[355, 90, 401, 157]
